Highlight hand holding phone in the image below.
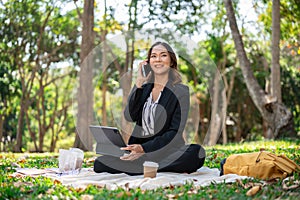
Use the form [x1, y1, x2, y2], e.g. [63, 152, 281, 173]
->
[136, 61, 151, 88]
[142, 63, 151, 77]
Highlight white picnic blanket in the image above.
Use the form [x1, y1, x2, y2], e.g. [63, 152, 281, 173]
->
[15, 167, 250, 190]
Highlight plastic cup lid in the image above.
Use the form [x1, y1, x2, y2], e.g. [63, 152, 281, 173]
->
[143, 161, 159, 168]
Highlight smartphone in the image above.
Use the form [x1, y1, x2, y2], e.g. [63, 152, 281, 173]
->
[142, 63, 151, 77]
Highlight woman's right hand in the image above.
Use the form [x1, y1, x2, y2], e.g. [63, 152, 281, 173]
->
[136, 60, 151, 88]
[120, 144, 145, 161]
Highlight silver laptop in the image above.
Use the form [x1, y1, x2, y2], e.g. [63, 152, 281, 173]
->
[89, 125, 129, 157]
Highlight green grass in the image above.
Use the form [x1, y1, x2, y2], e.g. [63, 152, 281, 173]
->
[1, 140, 299, 199]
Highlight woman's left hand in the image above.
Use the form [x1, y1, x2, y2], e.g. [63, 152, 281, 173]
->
[120, 144, 145, 161]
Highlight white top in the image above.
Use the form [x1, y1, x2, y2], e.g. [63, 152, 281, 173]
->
[142, 91, 162, 136]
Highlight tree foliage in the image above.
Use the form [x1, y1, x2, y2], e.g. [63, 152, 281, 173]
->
[0, 0, 80, 152]
[0, 0, 299, 152]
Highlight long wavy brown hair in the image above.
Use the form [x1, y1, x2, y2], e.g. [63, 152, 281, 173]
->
[147, 41, 182, 85]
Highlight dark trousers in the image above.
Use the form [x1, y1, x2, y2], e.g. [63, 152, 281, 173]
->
[94, 144, 205, 175]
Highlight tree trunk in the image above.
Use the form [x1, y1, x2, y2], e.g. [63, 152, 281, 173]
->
[220, 40, 233, 145]
[101, 31, 108, 126]
[121, 36, 134, 143]
[260, 55, 272, 138]
[190, 94, 200, 144]
[0, 114, 3, 151]
[15, 63, 36, 152]
[74, 0, 95, 151]
[224, 0, 293, 138]
[271, 0, 282, 104]
[235, 103, 242, 142]
[101, 81, 108, 125]
[119, 1, 138, 143]
[120, 73, 132, 143]
[209, 72, 220, 145]
[205, 69, 225, 146]
[221, 100, 228, 144]
[15, 102, 25, 152]
[37, 77, 45, 152]
[199, 98, 209, 144]
[223, 64, 236, 144]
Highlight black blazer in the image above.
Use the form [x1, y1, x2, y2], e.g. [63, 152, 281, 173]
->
[124, 81, 190, 155]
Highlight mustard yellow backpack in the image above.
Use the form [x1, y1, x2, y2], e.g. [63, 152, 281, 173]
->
[222, 151, 300, 180]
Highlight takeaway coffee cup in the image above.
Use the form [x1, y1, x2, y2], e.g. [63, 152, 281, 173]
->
[143, 161, 159, 178]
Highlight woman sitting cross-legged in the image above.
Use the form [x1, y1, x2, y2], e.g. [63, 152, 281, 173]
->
[94, 41, 206, 175]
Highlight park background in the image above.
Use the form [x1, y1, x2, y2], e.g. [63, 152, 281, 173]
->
[0, 0, 299, 153]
